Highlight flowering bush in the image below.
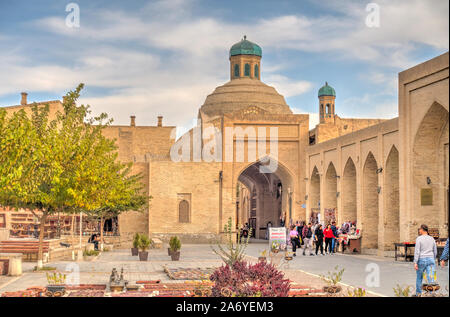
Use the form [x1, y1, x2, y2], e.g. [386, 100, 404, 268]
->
[209, 261, 290, 297]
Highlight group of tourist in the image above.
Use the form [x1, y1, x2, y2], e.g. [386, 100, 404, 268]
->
[288, 221, 341, 256]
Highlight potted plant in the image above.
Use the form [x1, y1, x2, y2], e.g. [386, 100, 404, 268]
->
[131, 233, 140, 256]
[138, 234, 152, 261]
[271, 241, 280, 253]
[284, 251, 293, 261]
[45, 272, 67, 297]
[320, 265, 344, 294]
[169, 236, 181, 261]
[258, 250, 267, 262]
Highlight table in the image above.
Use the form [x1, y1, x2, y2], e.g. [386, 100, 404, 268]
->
[394, 243, 415, 262]
[339, 235, 361, 254]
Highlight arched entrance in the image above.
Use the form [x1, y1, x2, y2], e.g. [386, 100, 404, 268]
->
[384, 146, 399, 250]
[342, 157, 357, 224]
[236, 159, 293, 239]
[412, 102, 449, 238]
[324, 162, 337, 224]
[309, 166, 320, 223]
[362, 152, 379, 249]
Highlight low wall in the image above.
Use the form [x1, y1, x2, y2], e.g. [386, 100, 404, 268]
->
[0, 229, 9, 241]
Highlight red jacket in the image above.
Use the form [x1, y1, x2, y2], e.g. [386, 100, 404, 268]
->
[324, 228, 335, 239]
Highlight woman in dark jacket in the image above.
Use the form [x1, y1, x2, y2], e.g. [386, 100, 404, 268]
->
[314, 224, 324, 255]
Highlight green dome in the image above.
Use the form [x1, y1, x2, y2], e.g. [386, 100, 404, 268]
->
[318, 82, 336, 97]
[230, 36, 262, 57]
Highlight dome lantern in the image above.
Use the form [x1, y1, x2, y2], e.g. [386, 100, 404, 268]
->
[229, 36, 262, 80]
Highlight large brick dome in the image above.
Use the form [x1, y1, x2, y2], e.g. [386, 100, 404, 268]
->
[199, 77, 292, 120]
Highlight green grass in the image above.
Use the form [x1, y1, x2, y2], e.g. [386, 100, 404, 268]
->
[83, 250, 100, 257]
[33, 266, 57, 271]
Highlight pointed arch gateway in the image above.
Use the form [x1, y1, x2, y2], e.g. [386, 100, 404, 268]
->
[342, 157, 357, 224]
[324, 162, 337, 223]
[362, 152, 379, 249]
[236, 158, 294, 239]
[412, 101, 449, 238]
[384, 146, 399, 250]
[310, 166, 321, 216]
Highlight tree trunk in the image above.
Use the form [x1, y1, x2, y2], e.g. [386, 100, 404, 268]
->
[71, 214, 75, 259]
[100, 216, 104, 251]
[37, 211, 47, 269]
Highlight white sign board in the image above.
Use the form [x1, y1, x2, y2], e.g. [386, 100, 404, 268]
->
[269, 227, 286, 248]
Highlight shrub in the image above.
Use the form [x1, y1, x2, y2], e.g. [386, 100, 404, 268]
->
[393, 284, 413, 297]
[209, 261, 290, 297]
[83, 250, 100, 256]
[139, 234, 153, 251]
[211, 217, 251, 266]
[169, 236, 181, 252]
[132, 233, 141, 249]
[320, 265, 345, 286]
[46, 272, 67, 285]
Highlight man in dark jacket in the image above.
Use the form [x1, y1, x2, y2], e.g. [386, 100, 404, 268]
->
[314, 224, 324, 255]
[302, 223, 314, 256]
[331, 221, 338, 253]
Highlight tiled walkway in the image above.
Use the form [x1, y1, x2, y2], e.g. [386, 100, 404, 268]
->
[0, 243, 448, 296]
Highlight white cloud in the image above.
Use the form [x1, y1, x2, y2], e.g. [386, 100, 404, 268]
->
[291, 107, 320, 129]
[0, 0, 447, 129]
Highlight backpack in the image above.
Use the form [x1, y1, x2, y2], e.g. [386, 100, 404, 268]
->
[306, 227, 312, 239]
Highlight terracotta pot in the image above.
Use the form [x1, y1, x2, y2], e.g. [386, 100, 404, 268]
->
[168, 248, 173, 256]
[46, 285, 66, 297]
[131, 248, 139, 256]
[323, 286, 341, 294]
[139, 251, 148, 261]
[171, 251, 180, 261]
[110, 285, 124, 292]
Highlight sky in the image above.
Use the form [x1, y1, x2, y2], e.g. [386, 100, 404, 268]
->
[0, 0, 448, 133]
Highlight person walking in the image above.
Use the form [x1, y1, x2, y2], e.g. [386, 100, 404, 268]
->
[297, 221, 305, 246]
[314, 224, 324, 256]
[331, 221, 338, 253]
[440, 238, 449, 282]
[324, 224, 335, 255]
[414, 224, 438, 296]
[289, 225, 301, 256]
[302, 223, 314, 256]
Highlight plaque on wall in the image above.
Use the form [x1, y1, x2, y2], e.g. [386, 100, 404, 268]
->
[421, 188, 433, 206]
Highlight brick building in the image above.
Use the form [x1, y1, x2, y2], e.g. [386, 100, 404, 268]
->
[1, 39, 448, 254]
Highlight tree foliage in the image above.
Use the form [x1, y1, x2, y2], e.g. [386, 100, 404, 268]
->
[0, 84, 149, 266]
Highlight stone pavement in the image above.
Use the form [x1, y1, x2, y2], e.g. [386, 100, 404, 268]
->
[244, 243, 450, 296]
[0, 243, 448, 297]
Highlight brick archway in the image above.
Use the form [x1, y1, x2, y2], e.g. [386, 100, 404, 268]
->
[412, 101, 449, 238]
[362, 152, 379, 249]
[384, 146, 399, 250]
[324, 162, 337, 222]
[342, 157, 357, 224]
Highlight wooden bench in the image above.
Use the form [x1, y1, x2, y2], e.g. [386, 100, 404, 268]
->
[0, 241, 50, 261]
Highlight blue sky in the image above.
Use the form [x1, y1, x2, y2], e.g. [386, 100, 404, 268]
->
[0, 0, 448, 130]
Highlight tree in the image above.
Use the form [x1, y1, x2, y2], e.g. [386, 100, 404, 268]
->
[0, 84, 150, 267]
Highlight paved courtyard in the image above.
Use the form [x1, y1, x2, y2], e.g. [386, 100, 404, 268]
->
[0, 243, 448, 297]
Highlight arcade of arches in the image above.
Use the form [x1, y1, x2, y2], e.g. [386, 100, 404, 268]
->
[306, 52, 449, 255]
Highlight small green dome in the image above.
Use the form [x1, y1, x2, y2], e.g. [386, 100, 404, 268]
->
[230, 36, 262, 57]
[318, 82, 336, 97]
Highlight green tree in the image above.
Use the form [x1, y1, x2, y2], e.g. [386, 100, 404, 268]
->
[0, 84, 150, 267]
